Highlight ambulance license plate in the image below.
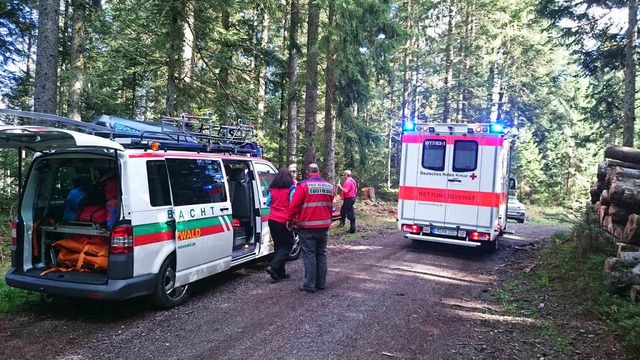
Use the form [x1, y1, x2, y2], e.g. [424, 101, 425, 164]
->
[431, 227, 457, 236]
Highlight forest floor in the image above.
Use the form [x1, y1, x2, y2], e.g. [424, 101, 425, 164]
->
[0, 201, 631, 359]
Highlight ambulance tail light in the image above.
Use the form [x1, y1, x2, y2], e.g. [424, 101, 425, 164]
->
[111, 224, 134, 254]
[11, 217, 17, 245]
[401, 224, 422, 234]
[469, 232, 491, 241]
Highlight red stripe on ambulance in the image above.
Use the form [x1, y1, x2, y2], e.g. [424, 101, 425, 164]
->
[398, 186, 506, 208]
[402, 134, 504, 147]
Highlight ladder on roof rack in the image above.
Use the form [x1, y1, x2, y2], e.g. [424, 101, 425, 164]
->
[0, 109, 112, 135]
[159, 113, 256, 149]
[0, 109, 261, 156]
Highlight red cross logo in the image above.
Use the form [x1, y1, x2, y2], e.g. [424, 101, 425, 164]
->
[470, 173, 477, 180]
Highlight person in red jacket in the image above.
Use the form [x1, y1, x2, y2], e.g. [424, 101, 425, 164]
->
[336, 169, 357, 233]
[265, 168, 296, 282]
[286, 163, 334, 293]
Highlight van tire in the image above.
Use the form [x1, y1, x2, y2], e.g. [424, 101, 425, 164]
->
[152, 257, 191, 309]
[288, 231, 301, 261]
[482, 239, 498, 254]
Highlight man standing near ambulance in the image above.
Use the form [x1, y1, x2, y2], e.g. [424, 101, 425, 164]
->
[286, 163, 334, 293]
[336, 170, 357, 233]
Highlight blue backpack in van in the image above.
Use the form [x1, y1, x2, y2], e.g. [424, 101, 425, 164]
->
[63, 187, 88, 222]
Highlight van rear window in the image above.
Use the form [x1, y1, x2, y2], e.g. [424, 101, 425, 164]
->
[452, 140, 478, 172]
[166, 159, 227, 206]
[422, 140, 446, 171]
[147, 161, 171, 206]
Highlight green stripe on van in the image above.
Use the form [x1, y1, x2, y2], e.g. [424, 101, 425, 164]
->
[134, 222, 173, 236]
[176, 215, 232, 232]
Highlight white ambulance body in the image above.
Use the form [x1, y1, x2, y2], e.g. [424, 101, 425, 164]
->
[397, 122, 511, 252]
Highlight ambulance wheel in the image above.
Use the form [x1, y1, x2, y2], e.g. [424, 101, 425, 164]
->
[152, 257, 191, 308]
[288, 231, 301, 261]
[482, 239, 498, 254]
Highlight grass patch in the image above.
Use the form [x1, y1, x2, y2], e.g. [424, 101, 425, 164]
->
[496, 209, 640, 356]
[0, 261, 39, 315]
[526, 205, 577, 227]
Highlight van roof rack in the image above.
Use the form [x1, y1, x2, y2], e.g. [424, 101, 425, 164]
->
[0, 109, 261, 156]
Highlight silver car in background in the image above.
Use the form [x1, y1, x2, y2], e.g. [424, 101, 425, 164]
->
[507, 196, 526, 223]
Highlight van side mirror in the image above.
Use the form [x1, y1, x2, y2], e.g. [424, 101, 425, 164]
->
[509, 178, 517, 190]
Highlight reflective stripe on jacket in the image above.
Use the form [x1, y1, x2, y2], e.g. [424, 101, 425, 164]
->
[287, 176, 334, 229]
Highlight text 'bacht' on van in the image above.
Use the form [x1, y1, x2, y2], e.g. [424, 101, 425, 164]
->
[0, 109, 287, 308]
[397, 121, 514, 253]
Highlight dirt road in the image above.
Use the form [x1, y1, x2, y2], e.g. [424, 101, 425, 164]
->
[1, 223, 621, 359]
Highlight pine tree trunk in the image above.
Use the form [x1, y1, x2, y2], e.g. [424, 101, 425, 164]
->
[303, 0, 320, 169]
[166, 2, 180, 116]
[256, 6, 269, 133]
[34, 0, 60, 114]
[68, 0, 85, 120]
[442, 0, 454, 123]
[623, 0, 637, 147]
[286, 0, 300, 164]
[322, 2, 337, 184]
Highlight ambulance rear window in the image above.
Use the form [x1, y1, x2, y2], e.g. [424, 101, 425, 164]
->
[421, 140, 446, 171]
[452, 140, 478, 172]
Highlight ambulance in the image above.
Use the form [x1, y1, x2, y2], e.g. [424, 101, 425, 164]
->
[0, 109, 282, 308]
[397, 122, 512, 253]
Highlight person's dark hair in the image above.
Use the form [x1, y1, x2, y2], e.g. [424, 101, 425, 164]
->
[270, 168, 294, 189]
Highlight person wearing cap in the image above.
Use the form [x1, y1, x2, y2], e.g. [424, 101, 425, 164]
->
[336, 170, 357, 233]
[286, 163, 334, 293]
[288, 164, 298, 185]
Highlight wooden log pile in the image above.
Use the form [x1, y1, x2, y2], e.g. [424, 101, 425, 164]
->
[591, 146, 640, 245]
[592, 146, 640, 299]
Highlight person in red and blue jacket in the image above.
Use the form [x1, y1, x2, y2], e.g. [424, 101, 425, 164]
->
[286, 163, 334, 293]
[265, 168, 296, 282]
[336, 169, 357, 233]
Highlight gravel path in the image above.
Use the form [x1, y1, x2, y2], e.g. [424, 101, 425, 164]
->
[1, 223, 583, 360]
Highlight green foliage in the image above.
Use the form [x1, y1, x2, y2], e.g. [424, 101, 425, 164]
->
[0, 271, 38, 314]
[538, 215, 640, 354]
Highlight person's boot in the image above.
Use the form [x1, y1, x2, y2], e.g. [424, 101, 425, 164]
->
[349, 220, 356, 234]
[339, 220, 345, 227]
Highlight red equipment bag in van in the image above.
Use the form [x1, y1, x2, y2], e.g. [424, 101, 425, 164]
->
[77, 204, 107, 224]
[104, 177, 119, 230]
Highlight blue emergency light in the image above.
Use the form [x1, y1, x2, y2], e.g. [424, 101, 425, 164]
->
[402, 121, 415, 131]
[490, 123, 505, 133]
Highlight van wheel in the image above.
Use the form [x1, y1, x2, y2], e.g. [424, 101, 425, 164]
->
[288, 231, 301, 261]
[482, 239, 498, 254]
[40, 293, 56, 304]
[152, 257, 191, 309]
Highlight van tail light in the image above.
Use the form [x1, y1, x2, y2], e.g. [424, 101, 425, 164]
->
[401, 224, 422, 234]
[469, 232, 491, 241]
[11, 218, 17, 245]
[111, 224, 133, 254]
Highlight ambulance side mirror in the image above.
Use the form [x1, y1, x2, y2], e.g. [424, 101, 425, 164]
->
[509, 178, 517, 190]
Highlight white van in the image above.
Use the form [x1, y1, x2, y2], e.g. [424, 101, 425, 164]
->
[397, 122, 512, 253]
[1, 110, 286, 308]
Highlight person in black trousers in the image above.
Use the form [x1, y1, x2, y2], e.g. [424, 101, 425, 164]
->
[265, 168, 296, 281]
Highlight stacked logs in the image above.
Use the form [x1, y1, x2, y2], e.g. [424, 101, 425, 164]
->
[592, 145, 640, 300]
[590, 146, 640, 245]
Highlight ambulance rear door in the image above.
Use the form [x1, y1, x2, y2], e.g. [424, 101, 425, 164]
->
[444, 137, 482, 227]
[401, 135, 449, 225]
